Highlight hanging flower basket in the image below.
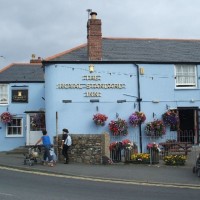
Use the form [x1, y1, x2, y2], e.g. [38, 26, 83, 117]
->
[93, 113, 108, 126]
[162, 110, 179, 128]
[0, 112, 12, 123]
[145, 119, 166, 137]
[129, 111, 146, 127]
[109, 118, 128, 136]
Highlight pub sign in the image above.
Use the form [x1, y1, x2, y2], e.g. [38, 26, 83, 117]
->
[12, 89, 28, 103]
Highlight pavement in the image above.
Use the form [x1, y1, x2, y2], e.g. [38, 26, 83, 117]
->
[0, 152, 200, 186]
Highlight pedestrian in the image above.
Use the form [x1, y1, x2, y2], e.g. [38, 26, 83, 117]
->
[35, 130, 54, 167]
[61, 128, 72, 164]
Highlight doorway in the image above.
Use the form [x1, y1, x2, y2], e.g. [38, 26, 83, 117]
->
[25, 112, 46, 145]
[178, 108, 197, 144]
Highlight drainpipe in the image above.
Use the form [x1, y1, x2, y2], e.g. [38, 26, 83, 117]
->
[134, 63, 143, 153]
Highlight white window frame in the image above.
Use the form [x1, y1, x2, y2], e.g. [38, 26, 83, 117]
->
[0, 84, 8, 104]
[175, 64, 197, 89]
[6, 118, 23, 137]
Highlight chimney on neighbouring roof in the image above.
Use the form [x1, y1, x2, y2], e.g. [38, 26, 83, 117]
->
[87, 12, 102, 61]
[30, 54, 42, 63]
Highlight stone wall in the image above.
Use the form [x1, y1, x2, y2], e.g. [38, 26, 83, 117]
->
[54, 132, 110, 164]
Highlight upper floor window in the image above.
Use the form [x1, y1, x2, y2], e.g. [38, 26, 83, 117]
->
[6, 118, 23, 137]
[0, 84, 8, 104]
[175, 64, 197, 88]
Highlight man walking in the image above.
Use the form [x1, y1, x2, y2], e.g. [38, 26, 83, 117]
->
[61, 129, 72, 164]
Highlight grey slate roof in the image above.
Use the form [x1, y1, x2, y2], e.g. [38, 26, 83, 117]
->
[46, 38, 200, 63]
[0, 63, 44, 83]
[1, 38, 200, 83]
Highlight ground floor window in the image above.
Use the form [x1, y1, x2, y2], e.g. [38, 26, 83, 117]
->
[6, 118, 23, 137]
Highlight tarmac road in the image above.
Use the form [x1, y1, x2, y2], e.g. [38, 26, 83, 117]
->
[0, 153, 200, 187]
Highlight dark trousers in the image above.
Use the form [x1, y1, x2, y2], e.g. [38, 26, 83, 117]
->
[43, 146, 52, 162]
[62, 144, 70, 162]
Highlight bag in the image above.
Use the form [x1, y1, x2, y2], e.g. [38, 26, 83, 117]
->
[65, 135, 72, 146]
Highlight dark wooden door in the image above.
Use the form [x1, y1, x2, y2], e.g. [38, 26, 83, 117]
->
[178, 109, 194, 143]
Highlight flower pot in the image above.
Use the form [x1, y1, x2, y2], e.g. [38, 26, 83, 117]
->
[149, 149, 159, 164]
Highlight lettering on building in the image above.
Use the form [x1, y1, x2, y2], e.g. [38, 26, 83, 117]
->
[56, 75, 126, 97]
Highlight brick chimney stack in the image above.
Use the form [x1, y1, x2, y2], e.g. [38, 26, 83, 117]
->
[30, 54, 42, 63]
[87, 12, 102, 61]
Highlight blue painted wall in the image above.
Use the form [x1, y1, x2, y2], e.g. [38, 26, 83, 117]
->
[44, 63, 200, 152]
[44, 63, 139, 142]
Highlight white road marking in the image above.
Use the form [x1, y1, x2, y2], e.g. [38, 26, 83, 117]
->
[0, 192, 14, 196]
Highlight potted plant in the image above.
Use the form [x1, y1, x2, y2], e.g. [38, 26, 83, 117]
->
[129, 111, 146, 127]
[109, 141, 123, 162]
[130, 153, 150, 164]
[0, 112, 12, 124]
[162, 110, 179, 129]
[93, 113, 108, 126]
[145, 119, 166, 137]
[163, 155, 186, 166]
[109, 118, 128, 136]
[121, 139, 133, 150]
[147, 142, 160, 152]
[109, 141, 123, 151]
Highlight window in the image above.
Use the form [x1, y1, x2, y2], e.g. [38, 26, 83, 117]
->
[0, 84, 8, 104]
[6, 118, 23, 137]
[175, 65, 197, 88]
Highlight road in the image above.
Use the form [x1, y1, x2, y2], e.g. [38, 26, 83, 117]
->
[0, 168, 200, 200]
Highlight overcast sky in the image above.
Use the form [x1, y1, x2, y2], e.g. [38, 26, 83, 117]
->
[0, 0, 200, 69]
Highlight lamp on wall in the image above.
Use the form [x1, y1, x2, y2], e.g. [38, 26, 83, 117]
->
[117, 99, 126, 103]
[139, 67, 144, 75]
[90, 99, 99, 103]
[89, 64, 94, 73]
[166, 104, 170, 109]
[62, 100, 72, 103]
[116, 112, 119, 118]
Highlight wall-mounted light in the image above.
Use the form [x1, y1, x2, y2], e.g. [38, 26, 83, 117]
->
[96, 106, 98, 112]
[90, 99, 99, 103]
[152, 100, 159, 103]
[117, 100, 126, 103]
[139, 67, 144, 75]
[166, 104, 170, 110]
[89, 64, 94, 73]
[62, 100, 72, 103]
[116, 113, 119, 118]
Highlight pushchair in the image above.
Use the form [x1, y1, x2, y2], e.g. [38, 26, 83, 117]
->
[23, 145, 42, 166]
[192, 152, 200, 177]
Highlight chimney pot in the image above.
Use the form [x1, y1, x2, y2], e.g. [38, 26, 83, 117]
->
[90, 12, 97, 19]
